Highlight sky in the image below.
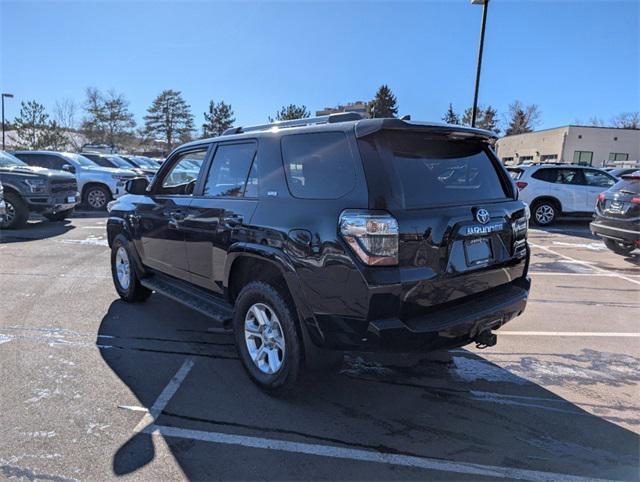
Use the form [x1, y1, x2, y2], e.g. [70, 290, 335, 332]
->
[1, 0, 638, 133]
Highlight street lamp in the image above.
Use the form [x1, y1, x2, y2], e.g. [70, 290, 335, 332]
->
[2, 93, 14, 151]
[470, 0, 489, 128]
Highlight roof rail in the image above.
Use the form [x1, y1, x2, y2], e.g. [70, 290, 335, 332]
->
[222, 111, 364, 136]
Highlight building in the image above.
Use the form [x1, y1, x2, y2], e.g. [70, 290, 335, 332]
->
[316, 101, 370, 118]
[495, 125, 640, 167]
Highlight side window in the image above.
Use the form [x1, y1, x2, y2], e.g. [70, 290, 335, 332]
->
[203, 142, 257, 198]
[531, 168, 555, 182]
[281, 132, 356, 199]
[19, 154, 50, 169]
[584, 170, 615, 188]
[244, 159, 259, 198]
[87, 155, 111, 168]
[48, 156, 67, 170]
[557, 169, 584, 185]
[158, 149, 208, 195]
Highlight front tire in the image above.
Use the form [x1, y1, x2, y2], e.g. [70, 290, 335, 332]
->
[0, 192, 29, 229]
[532, 200, 558, 226]
[84, 185, 111, 210]
[44, 208, 74, 222]
[604, 238, 635, 256]
[233, 281, 302, 392]
[111, 234, 152, 302]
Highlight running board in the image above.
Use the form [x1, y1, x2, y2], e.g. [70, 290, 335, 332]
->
[141, 273, 234, 327]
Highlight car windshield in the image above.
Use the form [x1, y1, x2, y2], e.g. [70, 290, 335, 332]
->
[63, 153, 98, 167]
[0, 151, 28, 167]
[106, 156, 134, 169]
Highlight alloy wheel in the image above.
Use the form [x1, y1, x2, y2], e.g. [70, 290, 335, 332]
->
[535, 204, 554, 224]
[2, 201, 16, 225]
[87, 189, 107, 209]
[244, 302, 286, 374]
[115, 246, 131, 290]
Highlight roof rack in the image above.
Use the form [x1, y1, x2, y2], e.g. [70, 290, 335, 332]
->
[222, 111, 364, 136]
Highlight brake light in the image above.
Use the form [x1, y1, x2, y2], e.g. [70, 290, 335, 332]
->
[339, 210, 399, 266]
[597, 193, 606, 202]
[632, 197, 640, 205]
[515, 181, 528, 189]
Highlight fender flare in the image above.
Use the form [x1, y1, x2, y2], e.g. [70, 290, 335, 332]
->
[224, 243, 325, 347]
[107, 218, 147, 278]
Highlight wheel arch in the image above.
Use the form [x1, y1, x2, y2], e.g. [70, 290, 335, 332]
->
[81, 182, 112, 200]
[531, 196, 563, 213]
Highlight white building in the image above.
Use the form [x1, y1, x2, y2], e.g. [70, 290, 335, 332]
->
[495, 125, 640, 167]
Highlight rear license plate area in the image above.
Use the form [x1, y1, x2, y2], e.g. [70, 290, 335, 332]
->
[464, 238, 492, 267]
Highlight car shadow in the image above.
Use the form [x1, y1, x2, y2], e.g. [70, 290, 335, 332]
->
[531, 220, 598, 241]
[97, 298, 639, 481]
[0, 218, 75, 243]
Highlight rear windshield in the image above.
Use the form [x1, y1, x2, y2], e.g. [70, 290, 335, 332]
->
[360, 132, 508, 209]
[614, 178, 639, 195]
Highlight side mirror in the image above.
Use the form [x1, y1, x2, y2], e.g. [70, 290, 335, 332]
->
[62, 164, 76, 174]
[125, 177, 149, 195]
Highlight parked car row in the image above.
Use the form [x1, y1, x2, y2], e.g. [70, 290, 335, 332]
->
[0, 149, 159, 229]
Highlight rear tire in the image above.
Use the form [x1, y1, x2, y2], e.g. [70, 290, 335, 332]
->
[44, 208, 74, 222]
[111, 234, 152, 302]
[233, 281, 303, 392]
[0, 192, 29, 229]
[604, 238, 635, 256]
[532, 199, 558, 226]
[84, 185, 111, 210]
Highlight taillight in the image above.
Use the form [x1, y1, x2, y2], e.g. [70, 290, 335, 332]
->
[597, 193, 606, 201]
[515, 181, 528, 189]
[632, 197, 640, 205]
[339, 210, 399, 266]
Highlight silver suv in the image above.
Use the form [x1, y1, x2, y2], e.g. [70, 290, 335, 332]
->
[12, 151, 137, 210]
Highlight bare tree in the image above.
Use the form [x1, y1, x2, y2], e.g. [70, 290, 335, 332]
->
[54, 98, 80, 150]
[611, 112, 640, 129]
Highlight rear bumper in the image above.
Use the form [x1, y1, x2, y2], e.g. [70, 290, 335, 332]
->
[590, 221, 640, 245]
[320, 277, 530, 351]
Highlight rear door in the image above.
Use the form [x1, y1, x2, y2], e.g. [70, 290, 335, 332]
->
[182, 141, 259, 292]
[357, 130, 527, 312]
[583, 169, 616, 211]
[134, 147, 210, 280]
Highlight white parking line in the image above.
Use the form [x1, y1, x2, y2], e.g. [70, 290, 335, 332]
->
[498, 331, 639, 337]
[133, 357, 194, 432]
[529, 242, 640, 286]
[143, 424, 609, 482]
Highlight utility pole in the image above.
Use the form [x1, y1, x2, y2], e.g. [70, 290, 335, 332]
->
[471, 0, 489, 128]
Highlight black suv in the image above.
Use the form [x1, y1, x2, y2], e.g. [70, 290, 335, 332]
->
[107, 113, 530, 390]
[591, 171, 639, 255]
[0, 150, 78, 229]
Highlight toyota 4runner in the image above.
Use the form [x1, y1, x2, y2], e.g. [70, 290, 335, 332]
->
[106, 113, 531, 391]
[0, 151, 79, 229]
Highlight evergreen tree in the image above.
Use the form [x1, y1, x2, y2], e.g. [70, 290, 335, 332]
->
[144, 90, 195, 151]
[368, 84, 398, 118]
[442, 103, 460, 125]
[13, 100, 67, 150]
[203, 100, 235, 137]
[461, 105, 500, 133]
[81, 88, 136, 145]
[270, 104, 310, 122]
[505, 101, 541, 136]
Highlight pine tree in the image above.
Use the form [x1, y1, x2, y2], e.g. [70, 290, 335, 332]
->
[461, 105, 500, 133]
[505, 101, 540, 136]
[368, 85, 398, 118]
[13, 100, 67, 150]
[270, 104, 310, 122]
[442, 103, 460, 125]
[144, 90, 195, 151]
[81, 88, 136, 146]
[203, 100, 235, 137]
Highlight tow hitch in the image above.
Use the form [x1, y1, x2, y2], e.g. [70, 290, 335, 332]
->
[475, 330, 497, 349]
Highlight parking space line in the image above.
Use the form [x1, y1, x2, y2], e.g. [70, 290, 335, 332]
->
[133, 357, 194, 432]
[528, 242, 640, 286]
[498, 331, 639, 337]
[143, 424, 608, 482]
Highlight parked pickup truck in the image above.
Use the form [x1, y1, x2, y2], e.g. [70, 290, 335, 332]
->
[0, 151, 79, 229]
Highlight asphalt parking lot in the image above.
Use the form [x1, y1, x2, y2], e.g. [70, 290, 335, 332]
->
[0, 214, 638, 481]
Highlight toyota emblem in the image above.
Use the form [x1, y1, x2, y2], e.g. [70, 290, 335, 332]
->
[476, 208, 490, 224]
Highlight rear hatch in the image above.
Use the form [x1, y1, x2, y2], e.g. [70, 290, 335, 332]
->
[357, 126, 528, 318]
[597, 176, 640, 220]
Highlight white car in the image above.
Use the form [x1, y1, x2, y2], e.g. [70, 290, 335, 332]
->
[12, 150, 137, 210]
[508, 164, 617, 226]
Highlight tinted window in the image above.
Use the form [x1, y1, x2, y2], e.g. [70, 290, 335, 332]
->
[281, 132, 356, 199]
[363, 132, 507, 208]
[532, 168, 583, 184]
[244, 159, 259, 197]
[84, 154, 113, 168]
[159, 149, 208, 194]
[584, 169, 615, 188]
[204, 142, 257, 198]
[15, 153, 51, 169]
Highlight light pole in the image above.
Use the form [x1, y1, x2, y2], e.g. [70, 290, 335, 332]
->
[2, 93, 14, 151]
[470, 0, 489, 128]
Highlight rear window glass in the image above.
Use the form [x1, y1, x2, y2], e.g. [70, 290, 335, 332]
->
[364, 132, 507, 209]
[281, 132, 356, 199]
[507, 168, 523, 180]
[614, 178, 639, 195]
